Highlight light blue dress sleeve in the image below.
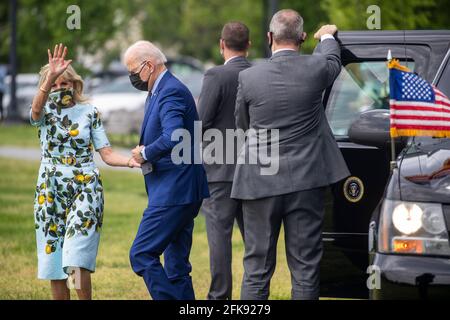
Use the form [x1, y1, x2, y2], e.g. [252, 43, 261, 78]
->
[90, 106, 111, 151]
[29, 104, 46, 127]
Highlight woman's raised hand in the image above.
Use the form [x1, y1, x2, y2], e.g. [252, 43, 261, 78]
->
[47, 43, 72, 81]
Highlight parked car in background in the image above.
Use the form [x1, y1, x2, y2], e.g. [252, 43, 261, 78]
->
[167, 56, 204, 103]
[2, 74, 39, 120]
[2, 57, 204, 125]
[89, 76, 146, 135]
[88, 56, 205, 135]
[86, 56, 204, 98]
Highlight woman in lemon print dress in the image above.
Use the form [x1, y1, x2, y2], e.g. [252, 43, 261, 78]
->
[31, 44, 141, 300]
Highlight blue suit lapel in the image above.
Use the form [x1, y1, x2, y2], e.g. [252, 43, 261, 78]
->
[140, 93, 157, 139]
[139, 71, 173, 143]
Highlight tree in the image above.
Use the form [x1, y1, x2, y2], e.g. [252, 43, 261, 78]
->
[320, 0, 450, 30]
[0, 0, 139, 74]
[1, 0, 449, 72]
[279, 0, 329, 53]
[142, 0, 264, 64]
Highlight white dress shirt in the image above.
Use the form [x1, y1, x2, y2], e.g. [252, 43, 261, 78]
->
[272, 34, 335, 56]
[224, 55, 241, 65]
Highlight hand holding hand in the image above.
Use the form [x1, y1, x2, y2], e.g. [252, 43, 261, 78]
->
[131, 145, 145, 164]
[314, 25, 338, 40]
[127, 157, 142, 168]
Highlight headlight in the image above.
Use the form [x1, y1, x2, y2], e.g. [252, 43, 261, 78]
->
[379, 200, 450, 256]
[392, 203, 423, 235]
[422, 207, 447, 235]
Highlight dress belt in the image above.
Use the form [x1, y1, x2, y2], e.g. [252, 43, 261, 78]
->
[41, 155, 94, 166]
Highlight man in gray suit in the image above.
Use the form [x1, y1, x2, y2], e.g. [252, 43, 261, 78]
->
[232, 9, 350, 300]
[198, 22, 252, 300]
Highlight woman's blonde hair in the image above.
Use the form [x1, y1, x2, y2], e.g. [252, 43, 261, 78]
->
[38, 64, 88, 103]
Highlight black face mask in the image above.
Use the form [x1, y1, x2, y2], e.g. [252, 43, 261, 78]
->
[129, 62, 152, 91]
[268, 32, 273, 50]
[129, 73, 148, 91]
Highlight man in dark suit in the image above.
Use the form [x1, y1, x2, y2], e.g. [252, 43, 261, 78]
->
[124, 40, 209, 300]
[232, 10, 350, 300]
[197, 22, 251, 300]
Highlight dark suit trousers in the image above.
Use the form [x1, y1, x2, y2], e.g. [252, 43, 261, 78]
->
[129, 201, 202, 300]
[202, 182, 244, 300]
[240, 187, 326, 300]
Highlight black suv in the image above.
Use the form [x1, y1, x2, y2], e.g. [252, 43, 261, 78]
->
[320, 30, 450, 300]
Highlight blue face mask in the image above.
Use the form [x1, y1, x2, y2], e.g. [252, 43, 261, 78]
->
[49, 88, 74, 108]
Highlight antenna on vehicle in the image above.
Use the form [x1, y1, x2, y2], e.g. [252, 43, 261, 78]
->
[387, 49, 392, 61]
[387, 49, 397, 171]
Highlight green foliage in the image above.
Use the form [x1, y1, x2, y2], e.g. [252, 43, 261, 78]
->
[0, 0, 449, 72]
[278, 0, 328, 53]
[142, 0, 264, 63]
[142, 0, 450, 60]
[320, 0, 450, 30]
[0, 0, 139, 74]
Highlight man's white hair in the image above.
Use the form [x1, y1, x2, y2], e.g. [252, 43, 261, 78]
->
[124, 40, 167, 65]
[269, 9, 304, 45]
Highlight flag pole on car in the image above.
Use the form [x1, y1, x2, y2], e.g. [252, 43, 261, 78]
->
[387, 50, 398, 171]
[388, 50, 450, 171]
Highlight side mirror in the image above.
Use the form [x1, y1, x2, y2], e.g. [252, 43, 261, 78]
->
[348, 109, 407, 149]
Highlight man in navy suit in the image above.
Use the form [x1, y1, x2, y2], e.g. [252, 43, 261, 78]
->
[124, 41, 209, 300]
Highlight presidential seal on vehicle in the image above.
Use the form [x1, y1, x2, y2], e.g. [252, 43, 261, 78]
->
[343, 176, 364, 203]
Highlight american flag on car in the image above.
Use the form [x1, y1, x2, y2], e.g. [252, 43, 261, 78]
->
[389, 59, 450, 138]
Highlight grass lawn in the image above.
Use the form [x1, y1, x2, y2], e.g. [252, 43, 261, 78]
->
[0, 124, 40, 148]
[0, 157, 294, 300]
[0, 123, 139, 150]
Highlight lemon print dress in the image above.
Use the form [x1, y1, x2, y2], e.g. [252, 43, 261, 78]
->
[30, 99, 110, 280]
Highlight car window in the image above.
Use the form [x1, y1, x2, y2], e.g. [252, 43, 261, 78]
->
[437, 57, 450, 97]
[3, 75, 39, 91]
[92, 77, 135, 94]
[326, 61, 415, 137]
[176, 71, 203, 98]
[169, 62, 199, 78]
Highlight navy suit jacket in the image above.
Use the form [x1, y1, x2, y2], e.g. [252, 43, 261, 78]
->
[140, 71, 209, 206]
